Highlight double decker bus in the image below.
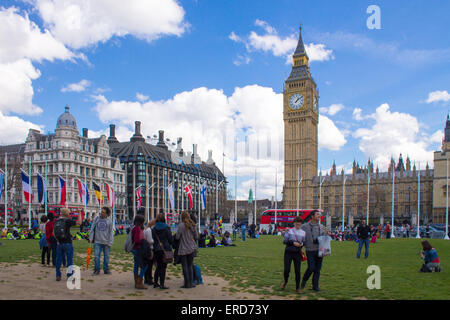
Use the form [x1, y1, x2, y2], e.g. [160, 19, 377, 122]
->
[260, 209, 324, 232]
[47, 205, 85, 221]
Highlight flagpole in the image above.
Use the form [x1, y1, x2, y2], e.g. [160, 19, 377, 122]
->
[84, 167, 87, 220]
[254, 169, 257, 228]
[391, 168, 395, 238]
[4, 152, 7, 230]
[216, 170, 218, 220]
[198, 169, 201, 235]
[28, 155, 31, 230]
[445, 157, 449, 240]
[133, 163, 136, 220]
[66, 166, 68, 208]
[275, 168, 278, 228]
[416, 164, 421, 239]
[112, 182, 116, 230]
[146, 168, 150, 223]
[45, 160, 47, 218]
[234, 168, 237, 224]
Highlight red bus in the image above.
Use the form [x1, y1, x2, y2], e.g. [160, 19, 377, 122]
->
[260, 209, 324, 232]
[47, 205, 85, 221]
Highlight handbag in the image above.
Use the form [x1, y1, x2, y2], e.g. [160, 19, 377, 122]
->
[154, 229, 174, 264]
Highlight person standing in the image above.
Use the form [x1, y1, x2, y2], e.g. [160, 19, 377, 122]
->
[89, 207, 114, 275]
[45, 212, 57, 266]
[300, 210, 327, 292]
[39, 215, 50, 266]
[143, 220, 155, 285]
[54, 208, 82, 281]
[356, 220, 371, 259]
[240, 223, 246, 241]
[131, 214, 148, 289]
[176, 212, 198, 288]
[152, 213, 173, 289]
[385, 221, 391, 239]
[281, 216, 305, 294]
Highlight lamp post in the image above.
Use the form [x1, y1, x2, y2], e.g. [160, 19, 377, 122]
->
[296, 167, 302, 216]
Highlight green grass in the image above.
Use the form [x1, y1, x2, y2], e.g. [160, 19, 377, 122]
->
[1, 235, 449, 299]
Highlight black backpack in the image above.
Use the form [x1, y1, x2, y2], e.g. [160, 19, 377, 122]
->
[54, 218, 68, 242]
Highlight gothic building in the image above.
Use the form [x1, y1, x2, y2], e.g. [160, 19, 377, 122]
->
[283, 26, 443, 225]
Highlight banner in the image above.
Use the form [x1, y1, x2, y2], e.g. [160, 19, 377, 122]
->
[0, 171, 4, 200]
[248, 188, 253, 203]
[37, 173, 46, 205]
[201, 182, 206, 210]
[21, 169, 33, 203]
[184, 184, 193, 210]
[93, 181, 103, 206]
[167, 183, 175, 211]
[105, 182, 115, 208]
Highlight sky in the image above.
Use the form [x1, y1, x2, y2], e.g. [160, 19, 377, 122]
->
[1, 0, 449, 202]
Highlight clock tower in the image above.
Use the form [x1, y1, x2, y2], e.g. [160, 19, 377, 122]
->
[283, 26, 319, 209]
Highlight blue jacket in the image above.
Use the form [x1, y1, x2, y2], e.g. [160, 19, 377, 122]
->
[424, 249, 439, 263]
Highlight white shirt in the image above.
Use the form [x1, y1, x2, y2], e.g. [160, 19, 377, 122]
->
[144, 227, 154, 249]
[289, 227, 306, 244]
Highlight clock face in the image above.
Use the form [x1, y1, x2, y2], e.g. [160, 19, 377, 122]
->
[289, 93, 304, 110]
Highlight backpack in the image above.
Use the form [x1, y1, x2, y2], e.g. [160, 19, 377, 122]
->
[124, 230, 134, 253]
[54, 218, 68, 242]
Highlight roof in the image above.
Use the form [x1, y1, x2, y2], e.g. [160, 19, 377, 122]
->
[293, 27, 307, 57]
[109, 140, 226, 182]
[56, 106, 77, 129]
[312, 169, 434, 184]
[286, 65, 310, 82]
[0, 143, 26, 155]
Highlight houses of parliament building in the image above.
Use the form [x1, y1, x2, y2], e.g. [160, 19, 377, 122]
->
[283, 27, 449, 225]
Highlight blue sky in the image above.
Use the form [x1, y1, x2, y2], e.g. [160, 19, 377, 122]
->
[1, 0, 449, 201]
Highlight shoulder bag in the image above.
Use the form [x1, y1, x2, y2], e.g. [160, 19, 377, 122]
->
[154, 229, 174, 264]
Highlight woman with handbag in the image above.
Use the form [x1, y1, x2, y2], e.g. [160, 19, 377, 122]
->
[152, 213, 174, 289]
[281, 216, 306, 294]
[131, 214, 148, 289]
[176, 212, 198, 288]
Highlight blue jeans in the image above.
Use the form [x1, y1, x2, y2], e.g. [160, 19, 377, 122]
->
[131, 249, 148, 278]
[241, 229, 246, 241]
[56, 242, 74, 277]
[357, 239, 370, 258]
[232, 230, 237, 241]
[94, 243, 110, 272]
[302, 250, 323, 290]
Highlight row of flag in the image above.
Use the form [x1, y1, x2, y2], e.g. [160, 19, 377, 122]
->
[135, 182, 208, 211]
[16, 170, 116, 208]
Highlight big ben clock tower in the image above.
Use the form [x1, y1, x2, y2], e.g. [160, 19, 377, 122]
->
[283, 26, 319, 209]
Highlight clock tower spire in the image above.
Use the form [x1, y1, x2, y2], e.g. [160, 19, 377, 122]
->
[283, 25, 319, 209]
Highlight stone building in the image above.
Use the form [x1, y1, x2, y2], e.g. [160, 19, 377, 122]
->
[282, 26, 442, 226]
[2, 106, 127, 221]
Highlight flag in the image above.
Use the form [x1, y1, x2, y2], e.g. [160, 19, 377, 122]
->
[167, 183, 175, 211]
[21, 169, 33, 203]
[248, 188, 253, 203]
[0, 170, 4, 200]
[77, 179, 89, 206]
[218, 216, 223, 229]
[184, 184, 193, 209]
[201, 182, 206, 210]
[92, 181, 102, 206]
[58, 176, 66, 206]
[105, 182, 115, 208]
[37, 173, 46, 205]
[136, 186, 142, 210]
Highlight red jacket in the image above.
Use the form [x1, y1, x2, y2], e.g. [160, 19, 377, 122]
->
[45, 220, 54, 244]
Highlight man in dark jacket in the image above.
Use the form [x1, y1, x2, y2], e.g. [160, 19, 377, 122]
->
[356, 220, 371, 259]
[152, 214, 173, 289]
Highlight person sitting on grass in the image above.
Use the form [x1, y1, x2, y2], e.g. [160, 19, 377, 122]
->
[207, 234, 216, 247]
[419, 240, 441, 272]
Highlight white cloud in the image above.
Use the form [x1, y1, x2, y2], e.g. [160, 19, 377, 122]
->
[0, 59, 43, 115]
[0, 110, 43, 144]
[61, 79, 91, 92]
[353, 103, 438, 170]
[231, 20, 334, 64]
[320, 103, 344, 116]
[136, 93, 149, 102]
[233, 54, 251, 66]
[0, 7, 80, 116]
[32, 0, 189, 49]
[318, 115, 347, 151]
[0, 7, 75, 64]
[425, 90, 450, 103]
[353, 108, 364, 121]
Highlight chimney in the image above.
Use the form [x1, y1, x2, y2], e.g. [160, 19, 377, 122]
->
[82, 128, 88, 138]
[175, 137, 183, 156]
[130, 121, 145, 142]
[156, 130, 167, 149]
[192, 144, 201, 164]
[107, 124, 119, 144]
[206, 149, 214, 165]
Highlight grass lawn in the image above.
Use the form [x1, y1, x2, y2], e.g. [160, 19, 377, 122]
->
[1, 234, 449, 300]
